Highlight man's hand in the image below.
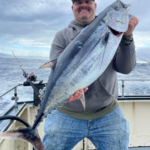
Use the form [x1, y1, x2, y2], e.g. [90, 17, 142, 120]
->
[67, 87, 88, 103]
[124, 16, 139, 36]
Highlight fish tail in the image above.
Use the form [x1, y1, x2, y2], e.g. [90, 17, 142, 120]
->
[0, 127, 45, 150]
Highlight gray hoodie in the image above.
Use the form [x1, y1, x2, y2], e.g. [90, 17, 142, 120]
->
[50, 20, 136, 111]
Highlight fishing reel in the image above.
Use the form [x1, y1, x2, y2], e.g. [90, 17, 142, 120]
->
[27, 72, 37, 82]
[23, 72, 43, 86]
[27, 72, 43, 84]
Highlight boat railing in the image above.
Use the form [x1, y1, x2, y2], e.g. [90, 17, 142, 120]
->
[118, 79, 150, 98]
[0, 83, 45, 110]
[0, 84, 23, 110]
[0, 79, 150, 110]
[0, 84, 23, 98]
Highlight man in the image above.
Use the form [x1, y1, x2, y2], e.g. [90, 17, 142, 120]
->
[43, 0, 139, 149]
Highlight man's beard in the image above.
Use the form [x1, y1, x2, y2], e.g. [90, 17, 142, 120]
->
[80, 16, 89, 19]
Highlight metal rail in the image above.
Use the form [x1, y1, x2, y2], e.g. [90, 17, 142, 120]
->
[0, 79, 150, 102]
[118, 79, 150, 97]
[0, 84, 23, 98]
[118, 79, 150, 81]
[0, 84, 23, 110]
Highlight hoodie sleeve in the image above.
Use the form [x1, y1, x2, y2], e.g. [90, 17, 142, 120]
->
[113, 35, 136, 74]
[50, 31, 66, 61]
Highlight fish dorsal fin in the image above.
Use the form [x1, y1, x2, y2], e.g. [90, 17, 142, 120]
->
[39, 60, 56, 69]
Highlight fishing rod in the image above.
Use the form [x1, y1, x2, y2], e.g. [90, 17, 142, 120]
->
[12, 52, 43, 100]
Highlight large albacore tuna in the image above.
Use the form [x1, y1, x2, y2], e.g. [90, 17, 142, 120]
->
[0, 1, 132, 150]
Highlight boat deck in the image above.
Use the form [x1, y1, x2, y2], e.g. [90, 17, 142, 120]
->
[0, 81, 150, 150]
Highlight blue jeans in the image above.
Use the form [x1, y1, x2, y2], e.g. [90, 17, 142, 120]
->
[43, 106, 130, 150]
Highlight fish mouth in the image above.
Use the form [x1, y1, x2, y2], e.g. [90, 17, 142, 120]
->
[109, 27, 123, 36]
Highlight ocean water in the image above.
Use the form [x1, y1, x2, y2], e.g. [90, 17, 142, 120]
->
[0, 57, 150, 116]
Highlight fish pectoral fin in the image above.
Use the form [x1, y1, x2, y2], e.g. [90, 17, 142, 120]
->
[39, 60, 55, 69]
[80, 93, 86, 110]
[0, 127, 45, 150]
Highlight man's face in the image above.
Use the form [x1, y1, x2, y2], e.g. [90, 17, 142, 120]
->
[72, 0, 97, 23]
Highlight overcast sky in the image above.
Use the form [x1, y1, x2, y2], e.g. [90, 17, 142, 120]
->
[0, 0, 150, 61]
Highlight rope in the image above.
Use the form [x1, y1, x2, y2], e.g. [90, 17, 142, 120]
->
[137, 56, 150, 63]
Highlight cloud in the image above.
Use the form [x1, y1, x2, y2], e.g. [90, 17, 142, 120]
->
[0, 0, 73, 48]
[0, 44, 50, 59]
[136, 48, 150, 62]
[1, 48, 49, 59]
[17, 39, 50, 48]
[0, 0, 72, 21]
[0, 50, 12, 55]
[0, 0, 150, 58]
[134, 31, 150, 48]
[14, 49, 49, 57]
